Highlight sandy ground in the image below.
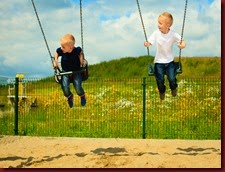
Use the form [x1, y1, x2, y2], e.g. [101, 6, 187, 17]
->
[0, 135, 221, 168]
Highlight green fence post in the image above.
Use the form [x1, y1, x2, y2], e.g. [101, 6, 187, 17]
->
[14, 77, 19, 135]
[142, 77, 146, 139]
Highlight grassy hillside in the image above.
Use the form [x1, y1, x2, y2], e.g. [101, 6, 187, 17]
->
[88, 56, 221, 78]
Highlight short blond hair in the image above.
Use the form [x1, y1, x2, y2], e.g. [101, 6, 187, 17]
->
[159, 12, 173, 26]
[60, 34, 75, 46]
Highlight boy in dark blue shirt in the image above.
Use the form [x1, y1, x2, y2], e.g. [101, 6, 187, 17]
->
[53, 34, 86, 108]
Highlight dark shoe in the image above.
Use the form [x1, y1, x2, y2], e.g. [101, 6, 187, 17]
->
[67, 94, 73, 108]
[171, 89, 177, 97]
[159, 93, 165, 100]
[81, 94, 86, 106]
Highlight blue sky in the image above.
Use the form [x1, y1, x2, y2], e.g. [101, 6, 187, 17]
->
[0, 0, 221, 78]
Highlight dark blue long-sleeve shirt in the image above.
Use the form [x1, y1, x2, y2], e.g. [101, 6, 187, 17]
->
[56, 46, 82, 72]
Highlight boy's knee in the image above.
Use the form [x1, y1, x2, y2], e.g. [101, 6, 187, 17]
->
[157, 81, 166, 93]
[63, 90, 71, 97]
[75, 88, 85, 96]
[169, 80, 177, 90]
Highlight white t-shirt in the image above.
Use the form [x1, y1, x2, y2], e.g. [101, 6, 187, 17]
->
[148, 29, 181, 63]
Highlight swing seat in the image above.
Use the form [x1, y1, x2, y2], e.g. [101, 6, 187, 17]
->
[54, 60, 89, 84]
[55, 74, 79, 84]
[55, 68, 62, 84]
[148, 62, 182, 76]
[81, 60, 89, 81]
[148, 63, 155, 76]
[175, 62, 182, 74]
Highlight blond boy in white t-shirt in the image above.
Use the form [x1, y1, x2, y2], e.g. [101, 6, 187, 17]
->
[144, 12, 186, 100]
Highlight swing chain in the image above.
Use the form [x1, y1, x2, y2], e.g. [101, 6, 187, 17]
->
[136, 0, 150, 57]
[178, 0, 188, 61]
[31, 0, 53, 61]
[80, 0, 85, 58]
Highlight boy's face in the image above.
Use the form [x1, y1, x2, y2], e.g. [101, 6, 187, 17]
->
[158, 16, 170, 34]
[61, 42, 73, 53]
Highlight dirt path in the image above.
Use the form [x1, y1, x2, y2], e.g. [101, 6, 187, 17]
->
[0, 136, 221, 168]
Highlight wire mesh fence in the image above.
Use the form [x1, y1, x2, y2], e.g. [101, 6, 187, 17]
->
[0, 76, 221, 139]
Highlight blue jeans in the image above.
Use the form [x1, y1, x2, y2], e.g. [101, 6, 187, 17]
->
[61, 73, 85, 98]
[154, 61, 177, 94]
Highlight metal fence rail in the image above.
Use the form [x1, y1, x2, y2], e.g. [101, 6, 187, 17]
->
[0, 77, 221, 139]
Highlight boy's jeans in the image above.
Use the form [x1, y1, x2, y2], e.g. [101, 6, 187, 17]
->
[61, 73, 85, 98]
[155, 61, 177, 94]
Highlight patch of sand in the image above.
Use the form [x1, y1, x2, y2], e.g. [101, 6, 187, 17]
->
[0, 136, 221, 168]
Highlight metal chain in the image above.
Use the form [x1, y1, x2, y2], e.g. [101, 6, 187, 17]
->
[31, 0, 53, 61]
[136, 0, 150, 56]
[80, 0, 84, 57]
[178, 0, 188, 62]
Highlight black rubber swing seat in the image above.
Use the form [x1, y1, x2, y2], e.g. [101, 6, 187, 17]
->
[54, 61, 89, 84]
[148, 62, 182, 76]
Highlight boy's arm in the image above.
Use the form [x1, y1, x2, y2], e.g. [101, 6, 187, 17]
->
[53, 52, 59, 68]
[178, 40, 186, 49]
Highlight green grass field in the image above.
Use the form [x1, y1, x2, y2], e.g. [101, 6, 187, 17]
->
[0, 57, 221, 139]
